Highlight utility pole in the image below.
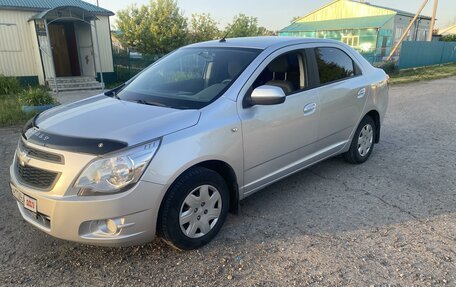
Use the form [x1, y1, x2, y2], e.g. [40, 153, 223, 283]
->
[386, 0, 430, 61]
[428, 0, 438, 41]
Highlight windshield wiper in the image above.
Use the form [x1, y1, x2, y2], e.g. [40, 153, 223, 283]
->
[134, 99, 168, 107]
[106, 83, 126, 100]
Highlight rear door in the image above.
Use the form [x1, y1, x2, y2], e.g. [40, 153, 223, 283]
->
[309, 46, 368, 149]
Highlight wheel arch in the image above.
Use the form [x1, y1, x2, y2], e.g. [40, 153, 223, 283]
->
[194, 160, 239, 214]
[365, 110, 381, 143]
[158, 160, 240, 219]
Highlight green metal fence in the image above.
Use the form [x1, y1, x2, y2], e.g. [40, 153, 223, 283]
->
[113, 53, 162, 83]
[398, 41, 456, 69]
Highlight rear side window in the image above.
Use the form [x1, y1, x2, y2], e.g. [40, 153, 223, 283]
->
[315, 47, 355, 84]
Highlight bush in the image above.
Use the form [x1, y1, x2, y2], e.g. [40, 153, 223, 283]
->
[18, 87, 58, 106]
[0, 75, 21, 95]
[440, 35, 456, 42]
[379, 61, 399, 74]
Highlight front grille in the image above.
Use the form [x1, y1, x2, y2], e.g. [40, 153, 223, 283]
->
[16, 161, 59, 190]
[19, 140, 63, 164]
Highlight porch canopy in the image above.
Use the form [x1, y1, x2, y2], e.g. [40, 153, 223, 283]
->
[29, 5, 98, 24]
[29, 5, 104, 92]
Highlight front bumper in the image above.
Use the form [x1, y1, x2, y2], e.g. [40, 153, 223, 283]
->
[10, 162, 166, 247]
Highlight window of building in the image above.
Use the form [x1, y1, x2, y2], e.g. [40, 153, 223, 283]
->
[314, 47, 355, 85]
[0, 24, 21, 51]
[341, 35, 359, 47]
[395, 27, 403, 41]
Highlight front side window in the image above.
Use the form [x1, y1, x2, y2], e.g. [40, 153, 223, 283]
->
[315, 47, 355, 84]
[251, 51, 306, 95]
[116, 47, 261, 109]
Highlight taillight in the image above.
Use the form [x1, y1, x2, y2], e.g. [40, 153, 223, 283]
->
[386, 74, 390, 82]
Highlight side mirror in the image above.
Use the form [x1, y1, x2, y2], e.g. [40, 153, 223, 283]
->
[250, 85, 286, 106]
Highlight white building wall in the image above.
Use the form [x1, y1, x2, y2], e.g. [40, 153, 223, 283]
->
[0, 10, 44, 83]
[393, 15, 431, 44]
[0, 10, 114, 84]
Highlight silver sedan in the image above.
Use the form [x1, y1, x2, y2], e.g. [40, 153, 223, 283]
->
[10, 37, 389, 249]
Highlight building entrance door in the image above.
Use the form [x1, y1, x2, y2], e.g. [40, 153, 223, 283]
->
[49, 23, 81, 77]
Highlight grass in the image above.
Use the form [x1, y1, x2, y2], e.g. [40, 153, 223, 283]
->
[0, 94, 35, 127]
[389, 63, 456, 85]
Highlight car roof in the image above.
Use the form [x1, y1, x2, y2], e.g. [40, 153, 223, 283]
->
[186, 36, 341, 50]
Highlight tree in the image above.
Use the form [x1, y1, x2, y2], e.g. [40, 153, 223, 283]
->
[189, 13, 221, 43]
[116, 0, 187, 55]
[290, 16, 302, 23]
[224, 14, 272, 38]
[258, 26, 276, 36]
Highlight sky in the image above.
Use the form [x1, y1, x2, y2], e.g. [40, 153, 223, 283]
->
[88, 0, 456, 30]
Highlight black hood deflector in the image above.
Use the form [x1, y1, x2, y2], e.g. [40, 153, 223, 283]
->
[22, 115, 128, 155]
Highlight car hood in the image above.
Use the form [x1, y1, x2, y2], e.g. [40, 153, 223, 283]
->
[33, 95, 201, 147]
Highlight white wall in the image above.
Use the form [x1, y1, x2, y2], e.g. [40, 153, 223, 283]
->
[393, 15, 431, 43]
[0, 10, 114, 84]
[0, 10, 45, 83]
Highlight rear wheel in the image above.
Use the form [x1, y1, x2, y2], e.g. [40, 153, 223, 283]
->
[344, 115, 376, 164]
[157, 167, 229, 250]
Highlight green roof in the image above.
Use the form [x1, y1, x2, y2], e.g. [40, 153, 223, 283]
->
[0, 0, 113, 15]
[280, 15, 395, 33]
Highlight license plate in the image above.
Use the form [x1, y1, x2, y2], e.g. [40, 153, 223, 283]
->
[10, 184, 37, 213]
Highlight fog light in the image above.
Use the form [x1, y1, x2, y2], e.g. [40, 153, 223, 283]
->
[106, 219, 118, 234]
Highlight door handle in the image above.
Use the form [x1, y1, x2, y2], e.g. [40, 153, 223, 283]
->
[303, 103, 317, 116]
[357, 88, 366, 98]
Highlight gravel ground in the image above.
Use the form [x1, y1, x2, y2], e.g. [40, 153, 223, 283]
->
[1, 77, 455, 286]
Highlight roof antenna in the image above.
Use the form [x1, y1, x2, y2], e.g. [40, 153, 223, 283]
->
[219, 28, 231, 43]
[220, 18, 239, 42]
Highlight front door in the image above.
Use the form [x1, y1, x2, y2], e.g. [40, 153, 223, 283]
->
[74, 22, 96, 77]
[49, 23, 81, 77]
[238, 49, 319, 194]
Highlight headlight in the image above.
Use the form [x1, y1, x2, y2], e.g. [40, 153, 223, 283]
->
[75, 139, 160, 196]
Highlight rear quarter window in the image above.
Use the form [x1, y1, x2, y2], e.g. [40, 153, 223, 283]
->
[315, 47, 356, 84]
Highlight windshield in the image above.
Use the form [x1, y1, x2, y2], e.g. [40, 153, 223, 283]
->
[115, 47, 261, 109]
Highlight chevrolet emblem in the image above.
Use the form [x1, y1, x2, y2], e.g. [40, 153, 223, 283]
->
[18, 150, 31, 167]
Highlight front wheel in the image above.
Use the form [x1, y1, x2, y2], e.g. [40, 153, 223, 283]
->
[343, 115, 376, 164]
[157, 167, 229, 250]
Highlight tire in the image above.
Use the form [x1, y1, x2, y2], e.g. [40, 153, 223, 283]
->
[343, 115, 376, 164]
[157, 167, 229, 250]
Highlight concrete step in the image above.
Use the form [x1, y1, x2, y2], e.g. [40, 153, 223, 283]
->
[48, 84, 103, 91]
[47, 77, 97, 84]
[49, 85, 103, 92]
[48, 82, 103, 88]
[47, 77, 103, 91]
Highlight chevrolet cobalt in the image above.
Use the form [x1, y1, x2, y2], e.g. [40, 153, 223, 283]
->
[10, 37, 389, 250]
